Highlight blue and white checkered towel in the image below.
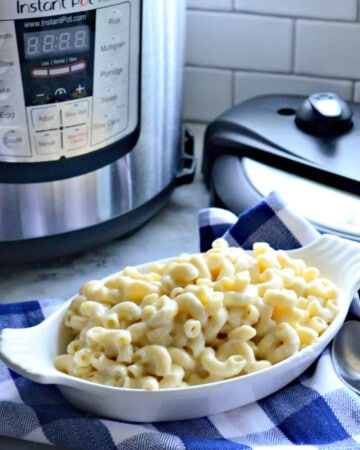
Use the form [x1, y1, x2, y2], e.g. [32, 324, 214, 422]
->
[1, 191, 359, 449]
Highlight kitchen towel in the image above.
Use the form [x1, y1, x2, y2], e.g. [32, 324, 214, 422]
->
[0, 190, 359, 450]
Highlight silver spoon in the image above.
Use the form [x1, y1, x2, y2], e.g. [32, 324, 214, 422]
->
[332, 320, 360, 394]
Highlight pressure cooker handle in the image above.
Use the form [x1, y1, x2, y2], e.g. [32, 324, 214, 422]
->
[175, 128, 197, 186]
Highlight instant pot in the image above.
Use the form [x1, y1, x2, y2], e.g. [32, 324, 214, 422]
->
[0, 0, 195, 263]
[203, 93, 360, 241]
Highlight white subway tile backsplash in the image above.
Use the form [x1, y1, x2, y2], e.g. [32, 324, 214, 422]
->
[234, 73, 352, 105]
[234, 0, 358, 21]
[295, 20, 360, 79]
[183, 4, 360, 122]
[184, 67, 232, 122]
[187, 0, 233, 11]
[186, 11, 293, 72]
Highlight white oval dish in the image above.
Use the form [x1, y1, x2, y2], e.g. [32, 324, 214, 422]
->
[1, 234, 360, 423]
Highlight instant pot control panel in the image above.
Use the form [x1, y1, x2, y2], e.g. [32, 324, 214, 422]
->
[0, 0, 140, 181]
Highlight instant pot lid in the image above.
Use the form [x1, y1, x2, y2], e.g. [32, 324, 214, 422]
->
[209, 154, 360, 241]
[244, 158, 360, 239]
[203, 93, 360, 241]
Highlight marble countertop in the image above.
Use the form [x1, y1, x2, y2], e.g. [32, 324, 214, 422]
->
[0, 124, 210, 450]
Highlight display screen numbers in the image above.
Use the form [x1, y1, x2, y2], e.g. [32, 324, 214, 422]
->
[24, 25, 90, 59]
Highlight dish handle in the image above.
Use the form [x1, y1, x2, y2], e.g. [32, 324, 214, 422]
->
[0, 325, 60, 384]
[331, 235, 360, 299]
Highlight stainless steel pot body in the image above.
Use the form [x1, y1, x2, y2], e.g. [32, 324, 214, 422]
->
[0, 0, 187, 260]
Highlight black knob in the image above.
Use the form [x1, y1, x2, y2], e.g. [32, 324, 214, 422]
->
[295, 93, 353, 137]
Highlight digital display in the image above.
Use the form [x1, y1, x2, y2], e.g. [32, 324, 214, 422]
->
[24, 25, 90, 59]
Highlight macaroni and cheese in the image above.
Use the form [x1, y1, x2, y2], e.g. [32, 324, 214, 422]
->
[54, 239, 340, 389]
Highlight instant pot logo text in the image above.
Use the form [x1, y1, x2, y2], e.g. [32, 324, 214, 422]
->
[16, 0, 94, 14]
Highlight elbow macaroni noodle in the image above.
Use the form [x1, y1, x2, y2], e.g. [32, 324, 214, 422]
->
[54, 239, 340, 389]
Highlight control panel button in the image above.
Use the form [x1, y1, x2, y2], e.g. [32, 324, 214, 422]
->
[71, 83, 88, 99]
[0, 104, 16, 124]
[0, 55, 16, 76]
[35, 130, 61, 155]
[98, 86, 121, 107]
[2, 128, 30, 156]
[99, 4, 129, 31]
[92, 105, 127, 145]
[98, 32, 128, 59]
[63, 125, 89, 151]
[98, 60, 127, 84]
[32, 85, 53, 105]
[0, 32, 15, 49]
[62, 100, 89, 127]
[0, 80, 13, 101]
[0, 22, 16, 50]
[31, 105, 59, 131]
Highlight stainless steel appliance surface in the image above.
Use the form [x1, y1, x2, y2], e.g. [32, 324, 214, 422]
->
[0, 0, 194, 263]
